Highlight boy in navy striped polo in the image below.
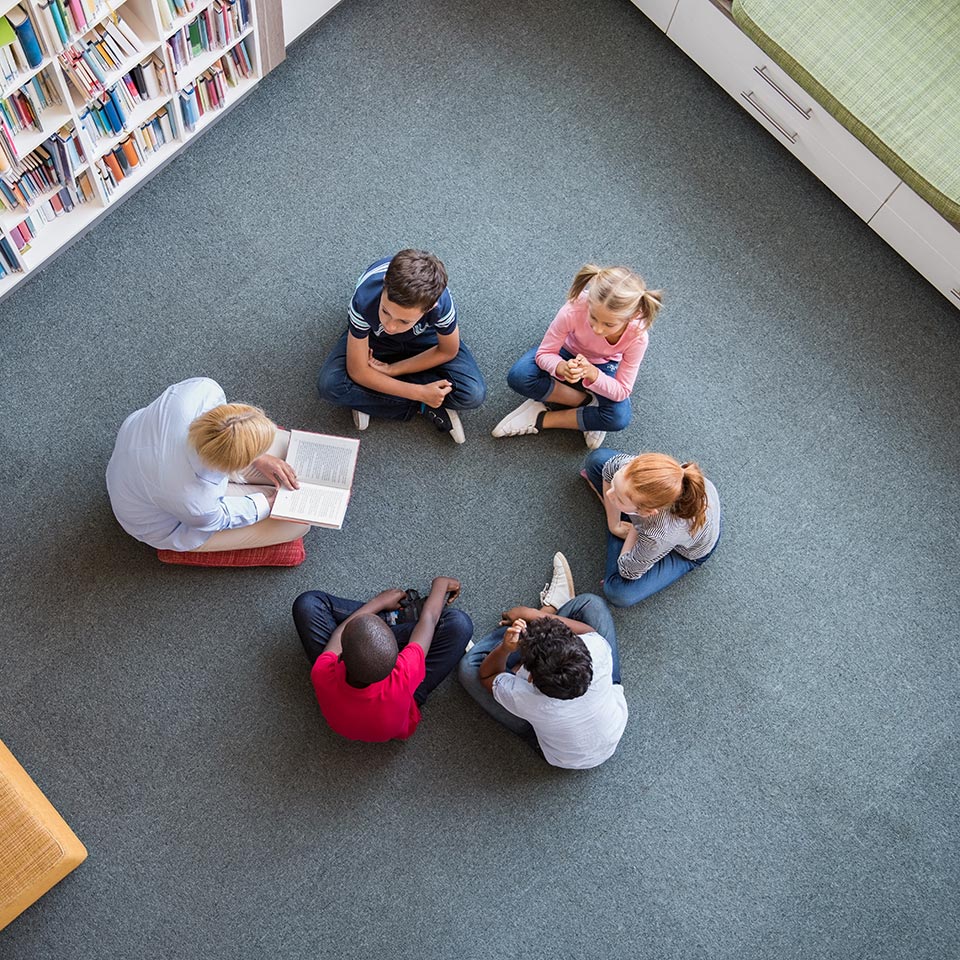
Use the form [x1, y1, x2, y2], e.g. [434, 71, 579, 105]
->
[316, 249, 486, 444]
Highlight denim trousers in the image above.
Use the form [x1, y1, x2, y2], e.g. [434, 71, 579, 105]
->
[292, 590, 474, 706]
[506, 346, 632, 432]
[457, 593, 621, 746]
[316, 332, 487, 421]
[584, 448, 721, 608]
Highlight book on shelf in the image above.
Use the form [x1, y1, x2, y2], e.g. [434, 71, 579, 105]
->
[5, 6, 45, 70]
[270, 431, 361, 529]
[59, 16, 145, 98]
[93, 103, 174, 194]
[0, 17, 34, 90]
[36, 0, 105, 51]
[0, 234, 23, 275]
[0, 68, 61, 140]
[166, 3, 250, 74]
[0, 125, 89, 215]
[180, 61, 236, 131]
[157, 0, 201, 32]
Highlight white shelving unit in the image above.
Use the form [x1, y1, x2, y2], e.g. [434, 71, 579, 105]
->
[0, 0, 267, 300]
[629, 0, 960, 312]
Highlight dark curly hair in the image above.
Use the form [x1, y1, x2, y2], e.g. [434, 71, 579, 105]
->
[519, 617, 593, 700]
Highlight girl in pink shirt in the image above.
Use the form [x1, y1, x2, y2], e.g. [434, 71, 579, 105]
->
[492, 265, 664, 449]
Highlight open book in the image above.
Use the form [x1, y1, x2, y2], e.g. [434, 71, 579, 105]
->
[270, 430, 360, 529]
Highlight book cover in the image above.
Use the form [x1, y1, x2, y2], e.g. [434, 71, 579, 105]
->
[7, 6, 44, 68]
[65, 0, 86, 33]
[102, 149, 122, 180]
[101, 90, 122, 132]
[120, 135, 138, 166]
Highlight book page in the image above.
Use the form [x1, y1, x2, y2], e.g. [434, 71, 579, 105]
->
[287, 431, 359, 489]
[272, 483, 349, 527]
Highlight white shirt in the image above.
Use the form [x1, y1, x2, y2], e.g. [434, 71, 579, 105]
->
[492, 632, 628, 769]
[105, 378, 269, 551]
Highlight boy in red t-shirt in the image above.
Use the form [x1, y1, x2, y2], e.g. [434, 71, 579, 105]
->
[292, 577, 471, 742]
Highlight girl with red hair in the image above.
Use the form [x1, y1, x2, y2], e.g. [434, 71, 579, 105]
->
[582, 448, 721, 607]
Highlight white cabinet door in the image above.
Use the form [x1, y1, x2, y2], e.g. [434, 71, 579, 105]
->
[875, 183, 960, 272]
[667, 0, 898, 221]
[870, 192, 960, 310]
[629, 0, 679, 32]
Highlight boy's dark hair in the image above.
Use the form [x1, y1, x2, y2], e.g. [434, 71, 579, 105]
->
[519, 617, 593, 700]
[341, 615, 398, 685]
[383, 249, 448, 310]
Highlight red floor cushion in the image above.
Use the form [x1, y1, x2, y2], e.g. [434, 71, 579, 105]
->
[157, 539, 306, 568]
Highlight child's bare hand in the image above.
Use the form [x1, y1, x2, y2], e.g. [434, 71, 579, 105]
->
[368, 352, 392, 373]
[502, 619, 526, 652]
[556, 359, 582, 383]
[376, 589, 406, 610]
[420, 380, 453, 408]
[433, 576, 461, 601]
[574, 354, 600, 384]
[500, 605, 539, 625]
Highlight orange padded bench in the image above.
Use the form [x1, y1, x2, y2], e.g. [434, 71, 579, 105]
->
[0, 738, 87, 931]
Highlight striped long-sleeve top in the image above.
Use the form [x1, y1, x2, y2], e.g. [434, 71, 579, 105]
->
[602, 454, 721, 580]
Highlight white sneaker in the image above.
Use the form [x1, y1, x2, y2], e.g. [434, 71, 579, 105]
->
[491, 399, 547, 437]
[352, 410, 370, 430]
[421, 404, 465, 444]
[539, 551, 575, 609]
[584, 430, 606, 450]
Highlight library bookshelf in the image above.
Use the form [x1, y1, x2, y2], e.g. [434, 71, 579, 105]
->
[0, 0, 280, 302]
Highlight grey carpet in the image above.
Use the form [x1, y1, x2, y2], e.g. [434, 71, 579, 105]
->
[1, 0, 958, 957]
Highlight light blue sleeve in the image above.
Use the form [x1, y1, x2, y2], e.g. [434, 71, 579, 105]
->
[165, 492, 270, 535]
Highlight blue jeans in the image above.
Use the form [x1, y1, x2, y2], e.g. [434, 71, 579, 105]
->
[292, 591, 474, 705]
[316, 333, 487, 421]
[506, 346, 632, 432]
[457, 594, 620, 747]
[584, 448, 721, 608]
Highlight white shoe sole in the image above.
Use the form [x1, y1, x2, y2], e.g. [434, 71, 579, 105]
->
[540, 551, 575, 608]
[491, 399, 546, 437]
[447, 409, 466, 445]
[352, 410, 370, 431]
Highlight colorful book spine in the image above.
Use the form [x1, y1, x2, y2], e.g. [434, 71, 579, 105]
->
[7, 6, 44, 69]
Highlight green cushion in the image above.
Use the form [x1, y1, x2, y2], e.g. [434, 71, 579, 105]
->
[732, 0, 960, 223]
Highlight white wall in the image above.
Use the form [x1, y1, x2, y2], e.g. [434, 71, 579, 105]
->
[282, 0, 344, 44]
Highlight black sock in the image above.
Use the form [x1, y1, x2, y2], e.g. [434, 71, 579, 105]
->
[535, 411, 547, 431]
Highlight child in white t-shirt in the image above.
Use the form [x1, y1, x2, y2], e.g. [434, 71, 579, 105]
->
[458, 556, 628, 770]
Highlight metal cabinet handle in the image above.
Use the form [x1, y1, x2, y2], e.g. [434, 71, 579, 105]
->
[951, 287, 960, 301]
[740, 91, 798, 144]
[754, 65, 813, 119]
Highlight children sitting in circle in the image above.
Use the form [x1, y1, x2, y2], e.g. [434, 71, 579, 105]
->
[492, 264, 663, 450]
[583, 449, 721, 608]
[316, 249, 487, 444]
[105, 250, 724, 763]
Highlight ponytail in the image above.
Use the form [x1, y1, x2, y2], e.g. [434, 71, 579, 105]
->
[673, 462, 708, 535]
[567, 264, 665, 330]
[622, 453, 708, 534]
[567, 264, 602, 303]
